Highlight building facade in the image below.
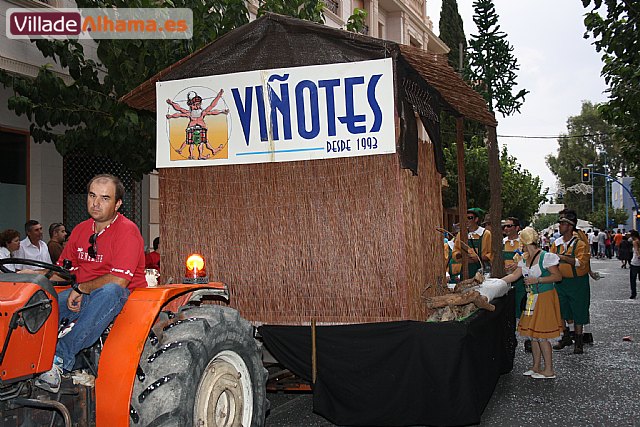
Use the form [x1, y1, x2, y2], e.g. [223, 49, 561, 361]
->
[1, 0, 79, 236]
[251, 0, 448, 54]
[611, 176, 638, 231]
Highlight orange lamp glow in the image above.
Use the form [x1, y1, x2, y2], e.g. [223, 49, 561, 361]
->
[184, 253, 208, 284]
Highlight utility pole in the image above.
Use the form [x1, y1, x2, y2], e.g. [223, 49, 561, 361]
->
[605, 172, 610, 229]
[592, 179, 594, 212]
[591, 172, 594, 213]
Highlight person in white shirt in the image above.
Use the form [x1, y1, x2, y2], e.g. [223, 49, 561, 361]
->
[587, 229, 596, 256]
[14, 220, 52, 269]
[0, 229, 21, 272]
[596, 230, 606, 259]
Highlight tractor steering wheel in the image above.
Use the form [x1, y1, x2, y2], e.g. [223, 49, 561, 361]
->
[0, 258, 76, 286]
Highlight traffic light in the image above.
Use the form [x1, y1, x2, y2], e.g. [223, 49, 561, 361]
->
[636, 212, 640, 220]
[581, 168, 591, 182]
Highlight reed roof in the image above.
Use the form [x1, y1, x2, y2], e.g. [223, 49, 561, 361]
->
[121, 13, 496, 127]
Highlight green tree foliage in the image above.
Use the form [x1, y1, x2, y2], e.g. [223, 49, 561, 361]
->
[437, 2, 490, 220]
[438, 0, 467, 71]
[582, 0, 640, 203]
[346, 8, 368, 33]
[258, 0, 325, 23]
[443, 144, 547, 224]
[466, 0, 528, 116]
[586, 207, 629, 230]
[582, 1, 640, 160]
[0, 0, 328, 180]
[437, 2, 486, 154]
[546, 101, 624, 215]
[531, 214, 559, 231]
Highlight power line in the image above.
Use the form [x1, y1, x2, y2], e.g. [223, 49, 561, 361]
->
[441, 131, 622, 139]
[497, 132, 621, 140]
[441, 130, 623, 140]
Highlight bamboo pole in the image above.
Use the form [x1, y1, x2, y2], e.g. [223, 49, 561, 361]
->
[456, 117, 469, 279]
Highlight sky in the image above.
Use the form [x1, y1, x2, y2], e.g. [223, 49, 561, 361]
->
[426, 0, 608, 197]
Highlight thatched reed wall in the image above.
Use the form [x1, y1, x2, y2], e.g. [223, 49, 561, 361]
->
[160, 141, 442, 325]
[400, 139, 444, 320]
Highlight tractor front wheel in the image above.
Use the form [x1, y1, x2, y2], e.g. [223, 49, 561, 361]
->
[130, 305, 267, 426]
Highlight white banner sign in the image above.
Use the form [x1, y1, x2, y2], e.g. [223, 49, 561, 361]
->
[156, 58, 396, 168]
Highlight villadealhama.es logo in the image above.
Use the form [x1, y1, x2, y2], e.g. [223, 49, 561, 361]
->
[6, 8, 193, 40]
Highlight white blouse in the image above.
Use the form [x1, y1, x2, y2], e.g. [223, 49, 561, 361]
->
[0, 247, 17, 272]
[517, 251, 560, 278]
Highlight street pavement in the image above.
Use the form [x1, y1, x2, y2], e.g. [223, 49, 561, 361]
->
[265, 256, 640, 426]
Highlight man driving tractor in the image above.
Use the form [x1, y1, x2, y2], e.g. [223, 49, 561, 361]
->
[20, 174, 146, 392]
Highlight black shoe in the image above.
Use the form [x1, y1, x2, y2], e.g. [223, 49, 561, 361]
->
[573, 334, 584, 354]
[524, 339, 532, 353]
[553, 331, 573, 350]
[583, 332, 594, 344]
[631, 295, 637, 300]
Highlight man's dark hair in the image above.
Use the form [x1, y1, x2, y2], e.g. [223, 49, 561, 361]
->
[87, 174, 125, 202]
[559, 208, 578, 229]
[153, 236, 160, 251]
[25, 220, 40, 234]
[48, 223, 64, 238]
[507, 217, 520, 228]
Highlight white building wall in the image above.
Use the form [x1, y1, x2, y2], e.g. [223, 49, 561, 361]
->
[30, 142, 64, 226]
[385, 11, 403, 43]
[1, 0, 99, 235]
[0, 70, 64, 232]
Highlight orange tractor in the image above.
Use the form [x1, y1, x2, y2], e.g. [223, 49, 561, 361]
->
[0, 257, 268, 426]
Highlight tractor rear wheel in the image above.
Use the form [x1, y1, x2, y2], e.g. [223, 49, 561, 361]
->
[130, 305, 267, 426]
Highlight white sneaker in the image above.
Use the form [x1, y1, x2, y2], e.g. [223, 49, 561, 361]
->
[35, 356, 63, 393]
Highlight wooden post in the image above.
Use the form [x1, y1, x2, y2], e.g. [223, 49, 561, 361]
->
[487, 124, 504, 278]
[311, 319, 317, 384]
[456, 117, 469, 279]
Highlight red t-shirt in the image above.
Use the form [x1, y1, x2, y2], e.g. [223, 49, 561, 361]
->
[614, 233, 624, 246]
[145, 251, 160, 271]
[58, 214, 147, 289]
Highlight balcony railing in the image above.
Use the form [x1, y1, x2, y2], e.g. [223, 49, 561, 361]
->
[409, 0, 425, 17]
[322, 0, 339, 15]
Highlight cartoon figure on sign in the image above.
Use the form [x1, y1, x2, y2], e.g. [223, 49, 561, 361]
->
[166, 89, 229, 160]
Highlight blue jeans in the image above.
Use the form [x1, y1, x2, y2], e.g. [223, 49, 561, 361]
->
[56, 284, 130, 371]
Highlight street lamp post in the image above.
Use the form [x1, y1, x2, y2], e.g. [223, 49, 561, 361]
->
[605, 174, 610, 228]
[604, 164, 610, 228]
[587, 163, 595, 212]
